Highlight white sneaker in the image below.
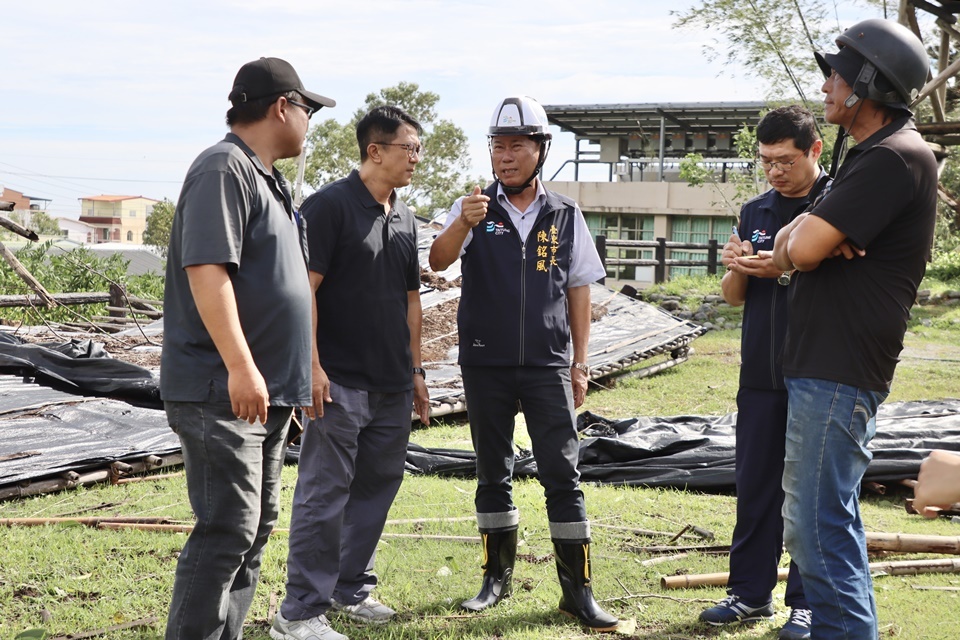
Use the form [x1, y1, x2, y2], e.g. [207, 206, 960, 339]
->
[270, 611, 349, 640]
[330, 596, 396, 624]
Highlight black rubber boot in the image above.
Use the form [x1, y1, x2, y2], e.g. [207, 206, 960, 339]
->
[553, 540, 619, 632]
[461, 528, 517, 611]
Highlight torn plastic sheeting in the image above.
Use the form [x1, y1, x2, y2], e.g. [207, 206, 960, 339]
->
[0, 332, 161, 408]
[0, 397, 178, 486]
[397, 400, 960, 490]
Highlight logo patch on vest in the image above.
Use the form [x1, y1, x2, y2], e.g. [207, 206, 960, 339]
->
[485, 221, 511, 235]
[472, 339, 485, 348]
[751, 228, 772, 245]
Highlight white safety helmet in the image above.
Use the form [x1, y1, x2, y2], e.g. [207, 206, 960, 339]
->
[487, 96, 553, 193]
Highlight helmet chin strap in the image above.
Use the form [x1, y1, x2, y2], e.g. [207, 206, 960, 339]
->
[498, 171, 540, 195]
[492, 138, 550, 196]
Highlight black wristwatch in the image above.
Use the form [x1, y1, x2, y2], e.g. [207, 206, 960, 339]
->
[412, 367, 426, 380]
[777, 271, 793, 286]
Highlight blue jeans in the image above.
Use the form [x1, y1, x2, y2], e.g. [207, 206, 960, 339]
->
[164, 401, 292, 640]
[782, 378, 887, 640]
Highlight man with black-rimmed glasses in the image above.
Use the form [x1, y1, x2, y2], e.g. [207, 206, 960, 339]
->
[273, 106, 429, 640]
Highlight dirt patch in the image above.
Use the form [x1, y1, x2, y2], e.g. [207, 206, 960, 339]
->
[421, 298, 460, 363]
[420, 269, 460, 291]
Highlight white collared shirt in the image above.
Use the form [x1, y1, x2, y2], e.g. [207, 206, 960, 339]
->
[442, 181, 605, 287]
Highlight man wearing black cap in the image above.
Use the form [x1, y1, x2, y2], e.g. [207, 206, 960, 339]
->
[161, 57, 334, 640]
[772, 20, 936, 639]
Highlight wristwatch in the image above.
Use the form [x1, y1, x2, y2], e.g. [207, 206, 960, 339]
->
[777, 271, 793, 286]
[572, 362, 590, 375]
[412, 367, 426, 380]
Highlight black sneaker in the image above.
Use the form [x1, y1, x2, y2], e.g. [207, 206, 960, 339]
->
[699, 594, 774, 626]
[778, 607, 812, 639]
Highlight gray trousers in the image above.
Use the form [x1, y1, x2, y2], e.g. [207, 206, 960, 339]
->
[461, 366, 586, 528]
[164, 401, 292, 640]
[280, 381, 413, 620]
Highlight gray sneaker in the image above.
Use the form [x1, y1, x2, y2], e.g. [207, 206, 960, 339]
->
[270, 611, 349, 640]
[330, 596, 396, 624]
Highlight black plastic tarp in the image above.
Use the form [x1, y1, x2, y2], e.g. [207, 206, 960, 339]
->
[401, 399, 960, 490]
[0, 333, 161, 408]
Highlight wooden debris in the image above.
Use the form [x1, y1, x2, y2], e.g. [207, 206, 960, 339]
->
[662, 559, 960, 589]
[47, 616, 158, 640]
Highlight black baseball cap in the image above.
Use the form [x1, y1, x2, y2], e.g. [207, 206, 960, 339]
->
[229, 57, 335, 111]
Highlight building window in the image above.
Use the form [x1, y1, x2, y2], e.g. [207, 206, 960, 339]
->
[101, 228, 110, 241]
[129, 210, 136, 217]
[669, 215, 736, 276]
[127, 231, 133, 241]
[586, 213, 654, 281]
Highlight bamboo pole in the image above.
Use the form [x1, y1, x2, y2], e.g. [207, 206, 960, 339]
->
[0, 240, 56, 307]
[866, 531, 960, 554]
[0, 517, 177, 527]
[662, 559, 960, 589]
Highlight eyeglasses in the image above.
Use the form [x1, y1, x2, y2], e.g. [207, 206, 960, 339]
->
[287, 99, 315, 119]
[375, 142, 425, 160]
[757, 153, 805, 173]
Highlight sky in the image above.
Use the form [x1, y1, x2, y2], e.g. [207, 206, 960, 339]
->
[0, 0, 876, 219]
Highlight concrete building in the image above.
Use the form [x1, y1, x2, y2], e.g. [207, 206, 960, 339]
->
[543, 102, 767, 286]
[78, 195, 159, 244]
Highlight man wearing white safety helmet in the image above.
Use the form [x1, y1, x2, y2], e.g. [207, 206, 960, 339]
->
[430, 96, 618, 632]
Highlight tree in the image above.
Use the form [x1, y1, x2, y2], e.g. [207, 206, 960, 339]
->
[1, 210, 60, 239]
[672, 0, 834, 105]
[281, 82, 473, 219]
[143, 198, 175, 257]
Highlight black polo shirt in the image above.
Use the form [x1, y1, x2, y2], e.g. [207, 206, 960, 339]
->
[783, 117, 938, 392]
[161, 133, 313, 406]
[305, 169, 420, 392]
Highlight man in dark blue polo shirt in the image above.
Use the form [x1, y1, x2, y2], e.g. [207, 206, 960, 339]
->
[700, 106, 826, 640]
[273, 106, 429, 640]
[161, 57, 334, 640]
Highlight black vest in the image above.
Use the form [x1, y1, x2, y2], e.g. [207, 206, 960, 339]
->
[458, 183, 575, 367]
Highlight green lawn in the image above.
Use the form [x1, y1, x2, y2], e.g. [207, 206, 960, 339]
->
[1, 292, 959, 639]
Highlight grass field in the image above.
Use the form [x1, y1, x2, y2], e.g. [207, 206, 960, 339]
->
[1, 281, 959, 639]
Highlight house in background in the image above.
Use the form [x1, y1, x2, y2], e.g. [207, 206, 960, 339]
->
[78, 195, 159, 244]
[1, 186, 31, 212]
[54, 217, 99, 243]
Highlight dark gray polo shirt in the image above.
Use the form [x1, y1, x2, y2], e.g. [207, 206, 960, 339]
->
[304, 169, 420, 393]
[161, 133, 313, 407]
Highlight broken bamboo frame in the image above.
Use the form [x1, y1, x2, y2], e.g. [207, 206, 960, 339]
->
[0, 240, 56, 307]
[662, 558, 960, 589]
[0, 215, 39, 241]
[0, 453, 183, 502]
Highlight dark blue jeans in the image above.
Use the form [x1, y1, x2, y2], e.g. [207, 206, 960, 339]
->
[164, 401, 292, 640]
[782, 378, 887, 640]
